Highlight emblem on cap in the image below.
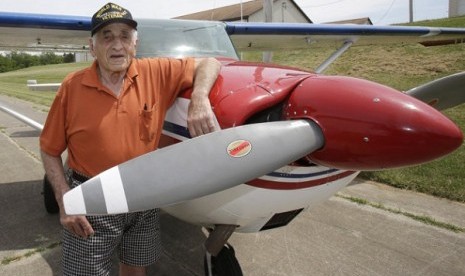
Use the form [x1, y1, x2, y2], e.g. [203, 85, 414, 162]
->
[91, 2, 138, 36]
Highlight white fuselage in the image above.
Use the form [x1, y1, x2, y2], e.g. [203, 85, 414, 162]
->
[161, 98, 359, 233]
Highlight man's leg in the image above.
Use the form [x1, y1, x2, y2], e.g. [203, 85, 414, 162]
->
[120, 263, 146, 276]
[62, 215, 122, 276]
[119, 209, 161, 273]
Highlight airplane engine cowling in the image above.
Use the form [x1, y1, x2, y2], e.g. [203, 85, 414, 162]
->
[284, 75, 463, 171]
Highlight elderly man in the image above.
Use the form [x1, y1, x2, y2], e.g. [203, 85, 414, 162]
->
[40, 2, 221, 275]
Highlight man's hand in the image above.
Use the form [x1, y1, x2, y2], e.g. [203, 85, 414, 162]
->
[41, 150, 94, 239]
[187, 96, 217, 137]
[57, 184, 94, 239]
[60, 210, 95, 239]
[188, 57, 221, 137]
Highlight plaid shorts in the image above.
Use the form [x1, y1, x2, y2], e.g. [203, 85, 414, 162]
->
[62, 174, 161, 276]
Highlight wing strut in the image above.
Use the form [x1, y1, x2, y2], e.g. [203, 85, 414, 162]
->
[0, 104, 44, 131]
[315, 40, 354, 74]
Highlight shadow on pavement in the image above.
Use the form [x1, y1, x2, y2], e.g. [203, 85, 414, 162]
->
[0, 180, 61, 274]
[9, 130, 41, 138]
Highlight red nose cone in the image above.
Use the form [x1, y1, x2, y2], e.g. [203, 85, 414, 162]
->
[285, 76, 463, 171]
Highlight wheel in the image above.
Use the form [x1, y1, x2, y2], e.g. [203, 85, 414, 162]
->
[43, 174, 59, 214]
[204, 244, 243, 276]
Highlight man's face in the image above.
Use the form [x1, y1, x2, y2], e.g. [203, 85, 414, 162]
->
[90, 23, 137, 73]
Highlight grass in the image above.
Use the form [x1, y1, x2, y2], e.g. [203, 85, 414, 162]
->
[1, 241, 61, 265]
[336, 194, 465, 233]
[0, 62, 90, 107]
[0, 17, 464, 203]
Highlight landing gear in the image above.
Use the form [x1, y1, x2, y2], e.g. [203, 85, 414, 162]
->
[203, 225, 243, 276]
[43, 174, 59, 214]
[204, 244, 243, 276]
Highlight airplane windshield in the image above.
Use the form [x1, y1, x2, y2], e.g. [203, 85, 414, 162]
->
[136, 19, 238, 59]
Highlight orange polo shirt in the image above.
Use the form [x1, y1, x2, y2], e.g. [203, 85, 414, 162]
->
[40, 58, 194, 177]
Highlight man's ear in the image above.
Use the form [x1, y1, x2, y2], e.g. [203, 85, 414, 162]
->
[133, 39, 138, 57]
[88, 37, 96, 58]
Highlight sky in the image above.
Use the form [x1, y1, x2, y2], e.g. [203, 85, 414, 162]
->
[0, 0, 450, 25]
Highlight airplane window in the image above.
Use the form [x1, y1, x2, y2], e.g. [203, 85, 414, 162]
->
[136, 19, 238, 60]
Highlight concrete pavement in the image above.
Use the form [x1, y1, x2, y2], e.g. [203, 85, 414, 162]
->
[0, 94, 464, 276]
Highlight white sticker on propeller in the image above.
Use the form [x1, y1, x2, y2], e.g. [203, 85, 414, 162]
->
[227, 139, 252, 158]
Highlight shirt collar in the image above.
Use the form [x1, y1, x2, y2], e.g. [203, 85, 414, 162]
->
[82, 60, 139, 88]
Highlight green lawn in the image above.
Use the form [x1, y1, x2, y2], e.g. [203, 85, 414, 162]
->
[0, 62, 90, 107]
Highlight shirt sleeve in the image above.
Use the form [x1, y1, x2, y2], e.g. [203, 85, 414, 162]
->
[39, 85, 68, 157]
[155, 57, 195, 110]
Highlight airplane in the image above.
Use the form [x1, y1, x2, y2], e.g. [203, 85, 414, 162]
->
[1, 11, 465, 275]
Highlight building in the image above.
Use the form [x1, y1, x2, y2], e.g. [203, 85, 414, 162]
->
[449, 0, 465, 17]
[326, 17, 373, 25]
[175, 0, 312, 23]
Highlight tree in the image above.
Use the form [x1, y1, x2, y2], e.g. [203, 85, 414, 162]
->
[0, 51, 70, 72]
[39, 52, 63, 65]
[63, 53, 75, 63]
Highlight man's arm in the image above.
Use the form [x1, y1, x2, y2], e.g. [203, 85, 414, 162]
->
[41, 151, 68, 203]
[41, 150, 94, 238]
[187, 57, 221, 137]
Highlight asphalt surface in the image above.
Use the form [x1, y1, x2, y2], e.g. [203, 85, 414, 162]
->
[0, 94, 464, 276]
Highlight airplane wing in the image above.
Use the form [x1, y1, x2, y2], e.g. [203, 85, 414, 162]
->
[223, 21, 465, 77]
[2, 11, 465, 52]
[0, 12, 90, 52]
[225, 22, 465, 51]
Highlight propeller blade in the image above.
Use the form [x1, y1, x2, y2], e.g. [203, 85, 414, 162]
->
[406, 71, 465, 111]
[64, 120, 324, 215]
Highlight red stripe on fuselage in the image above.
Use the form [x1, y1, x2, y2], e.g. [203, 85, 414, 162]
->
[247, 171, 357, 190]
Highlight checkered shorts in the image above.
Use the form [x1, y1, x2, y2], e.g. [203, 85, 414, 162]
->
[62, 174, 161, 276]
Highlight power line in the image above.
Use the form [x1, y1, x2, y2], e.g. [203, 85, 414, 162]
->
[373, 0, 397, 24]
[300, 0, 347, 8]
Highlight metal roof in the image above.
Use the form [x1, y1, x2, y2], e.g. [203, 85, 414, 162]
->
[175, 0, 312, 23]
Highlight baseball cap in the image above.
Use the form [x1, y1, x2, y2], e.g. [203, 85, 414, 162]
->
[91, 2, 138, 36]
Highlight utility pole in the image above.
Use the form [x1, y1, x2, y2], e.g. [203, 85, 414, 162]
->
[263, 0, 273, 62]
[263, 0, 273, 23]
[240, 0, 243, 22]
[409, 0, 413, 23]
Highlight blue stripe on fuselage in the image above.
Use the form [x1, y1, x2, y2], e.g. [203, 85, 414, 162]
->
[267, 168, 339, 179]
[163, 121, 191, 139]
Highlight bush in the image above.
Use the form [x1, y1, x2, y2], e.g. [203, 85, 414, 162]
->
[0, 51, 75, 73]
